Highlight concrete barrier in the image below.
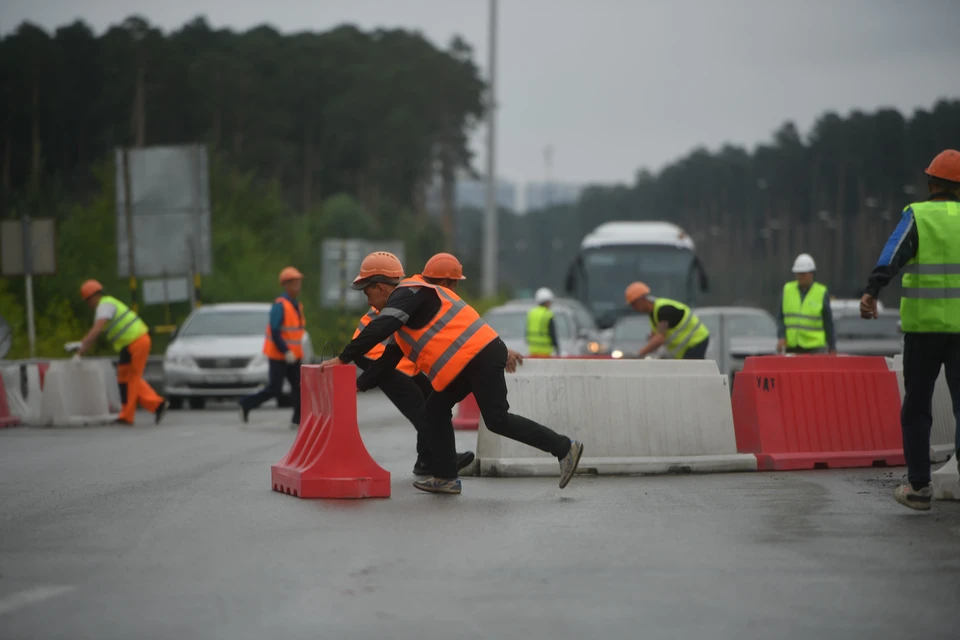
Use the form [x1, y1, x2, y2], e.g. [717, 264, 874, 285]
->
[932, 455, 959, 501]
[39, 360, 117, 426]
[1, 364, 43, 424]
[471, 359, 756, 477]
[888, 355, 956, 463]
[93, 360, 123, 414]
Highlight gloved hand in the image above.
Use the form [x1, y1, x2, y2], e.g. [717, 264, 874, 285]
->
[64, 341, 82, 353]
[284, 350, 297, 364]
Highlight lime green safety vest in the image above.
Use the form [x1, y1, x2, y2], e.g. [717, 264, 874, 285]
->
[649, 298, 709, 359]
[100, 295, 149, 351]
[526, 305, 556, 355]
[900, 199, 960, 333]
[781, 281, 827, 349]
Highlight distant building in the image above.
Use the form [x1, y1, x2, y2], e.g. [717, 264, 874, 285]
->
[521, 181, 583, 213]
[427, 175, 518, 214]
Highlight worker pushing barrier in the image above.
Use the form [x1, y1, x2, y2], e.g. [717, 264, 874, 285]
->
[624, 281, 710, 359]
[320, 251, 584, 495]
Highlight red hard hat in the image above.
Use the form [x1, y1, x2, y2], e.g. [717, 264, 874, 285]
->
[925, 149, 960, 184]
[279, 266, 304, 284]
[422, 253, 466, 280]
[624, 281, 651, 305]
[352, 251, 405, 289]
[80, 279, 104, 300]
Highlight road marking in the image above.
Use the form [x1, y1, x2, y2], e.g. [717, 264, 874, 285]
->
[0, 585, 74, 617]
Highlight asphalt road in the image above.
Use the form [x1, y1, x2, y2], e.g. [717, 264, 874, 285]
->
[1, 392, 959, 640]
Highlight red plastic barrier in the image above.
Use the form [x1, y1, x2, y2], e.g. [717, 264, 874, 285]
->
[37, 362, 50, 390]
[526, 354, 613, 359]
[0, 373, 21, 428]
[453, 393, 480, 431]
[732, 355, 903, 470]
[271, 364, 390, 499]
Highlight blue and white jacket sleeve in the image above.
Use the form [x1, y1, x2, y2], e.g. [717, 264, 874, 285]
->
[865, 207, 919, 298]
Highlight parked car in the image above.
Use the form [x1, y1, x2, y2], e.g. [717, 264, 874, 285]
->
[163, 303, 314, 410]
[832, 310, 902, 357]
[482, 297, 607, 356]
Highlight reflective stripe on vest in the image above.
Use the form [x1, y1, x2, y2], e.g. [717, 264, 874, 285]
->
[352, 308, 420, 377]
[525, 305, 554, 355]
[392, 275, 499, 391]
[781, 281, 827, 349]
[900, 200, 960, 333]
[648, 297, 709, 359]
[100, 295, 149, 352]
[263, 297, 305, 360]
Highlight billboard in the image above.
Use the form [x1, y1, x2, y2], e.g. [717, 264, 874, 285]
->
[320, 239, 405, 310]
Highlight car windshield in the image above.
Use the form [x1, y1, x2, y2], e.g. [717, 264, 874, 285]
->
[697, 311, 777, 339]
[485, 308, 573, 339]
[833, 314, 901, 339]
[179, 311, 267, 337]
[613, 316, 648, 342]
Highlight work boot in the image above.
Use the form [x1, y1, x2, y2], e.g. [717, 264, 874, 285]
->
[413, 451, 475, 476]
[558, 440, 584, 489]
[894, 484, 932, 511]
[413, 477, 462, 495]
[154, 400, 170, 426]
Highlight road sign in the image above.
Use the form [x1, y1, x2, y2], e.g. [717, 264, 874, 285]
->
[142, 278, 190, 305]
[320, 239, 405, 310]
[1, 218, 56, 276]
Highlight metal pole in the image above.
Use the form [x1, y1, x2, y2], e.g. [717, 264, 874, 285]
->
[338, 240, 347, 348]
[481, 0, 499, 298]
[22, 214, 35, 358]
[122, 148, 138, 312]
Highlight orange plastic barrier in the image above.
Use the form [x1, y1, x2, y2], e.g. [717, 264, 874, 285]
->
[453, 393, 480, 431]
[271, 364, 390, 499]
[0, 373, 21, 428]
[732, 355, 904, 470]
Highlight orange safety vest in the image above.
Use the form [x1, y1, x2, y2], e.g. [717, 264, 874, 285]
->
[353, 308, 420, 377]
[392, 275, 499, 391]
[263, 297, 305, 360]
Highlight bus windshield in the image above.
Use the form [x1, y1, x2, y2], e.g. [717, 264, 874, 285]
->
[579, 245, 697, 325]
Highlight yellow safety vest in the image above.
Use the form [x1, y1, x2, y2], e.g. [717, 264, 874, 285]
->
[649, 298, 709, 359]
[100, 295, 149, 351]
[526, 305, 555, 355]
[781, 282, 827, 349]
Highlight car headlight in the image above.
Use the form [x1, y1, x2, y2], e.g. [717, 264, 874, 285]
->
[166, 353, 197, 368]
[247, 354, 268, 369]
[587, 341, 604, 354]
[611, 349, 623, 359]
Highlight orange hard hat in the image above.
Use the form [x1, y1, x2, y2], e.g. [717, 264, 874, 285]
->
[422, 252, 466, 281]
[279, 266, 304, 284]
[925, 149, 960, 184]
[80, 279, 103, 300]
[351, 251, 405, 289]
[624, 281, 651, 305]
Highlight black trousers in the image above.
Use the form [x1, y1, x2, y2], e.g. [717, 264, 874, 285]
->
[683, 337, 709, 360]
[240, 359, 301, 424]
[356, 357, 432, 460]
[901, 332, 960, 486]
[426, 338, 572, 479]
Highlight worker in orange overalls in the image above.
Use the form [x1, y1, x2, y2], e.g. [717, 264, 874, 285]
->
[70, 280, 168, 425]
[353, 304, 475, 477]
[321, 251, 584, 495]
[239, 267, 305, 428]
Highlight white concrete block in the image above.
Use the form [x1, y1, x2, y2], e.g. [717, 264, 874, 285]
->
[94, 359, 123, 413]
[39, 361, 117, 426]
[889, 355, 956, 462]
[472, 359, 756, 477]
[932, 454, 959, 501]
[2, 364, 43, 424]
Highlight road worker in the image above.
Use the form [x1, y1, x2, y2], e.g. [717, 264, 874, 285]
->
[352, 301, 476, 476]
[776, 254, 837, 355]
[526, 287, 559, 356]
[320, 251, 584, 495]
[624, 282, 710, 359]
[239, 267, 305, 429]
[70, 280, 168, 426]
[860, 149, 960, 511]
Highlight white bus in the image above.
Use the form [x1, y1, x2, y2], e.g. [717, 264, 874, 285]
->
[564, 221, 709, 329]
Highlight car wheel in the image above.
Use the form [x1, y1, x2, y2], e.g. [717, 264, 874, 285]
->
[188, 397, 206, 410]
[168, 396, 184, 411]
[277, 394, 293, 408]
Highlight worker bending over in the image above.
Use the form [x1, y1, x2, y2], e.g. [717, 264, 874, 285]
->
[624, 282, 710, 359]
[71, 280, 168, 426]
[776, 253, 836, 355]
[321, 251, 584, 495]
[860, 149, 960, 511]
[526, 287, 559, 356]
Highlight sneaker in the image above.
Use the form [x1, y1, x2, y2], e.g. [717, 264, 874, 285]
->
[413, 477, 462, 495]
[289, 421, 299, 430]
[894, 484, 932, 511]
[154, 400, 170, 426]
[113, 418, 134, 426]
[238, 404, 249, 424]
[413, 451, 476, 476]
[558, 440, 584, 489]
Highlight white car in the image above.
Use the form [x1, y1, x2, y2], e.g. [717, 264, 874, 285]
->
[163, 303, 314, 410]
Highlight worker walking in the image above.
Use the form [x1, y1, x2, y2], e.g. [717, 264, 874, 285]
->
[624, 282, 710, 359]
[353, 303, 476, 476]
[860, 149, 960, 511]
[70, 280, 168, 426]
[526, 287, 559, 356]
[776, 253, 837, 355]
[320, 251, 584, 495]
[239, 267, 305, 429]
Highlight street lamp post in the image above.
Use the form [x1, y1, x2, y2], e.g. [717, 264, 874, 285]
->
[481, 0, 499, 298]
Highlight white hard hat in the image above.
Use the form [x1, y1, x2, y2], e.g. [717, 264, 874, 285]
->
[792, 253, 816, 273]
[534, 287, 554, 304]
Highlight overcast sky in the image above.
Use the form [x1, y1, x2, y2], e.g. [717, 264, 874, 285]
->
[2, 0, 958, 185]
